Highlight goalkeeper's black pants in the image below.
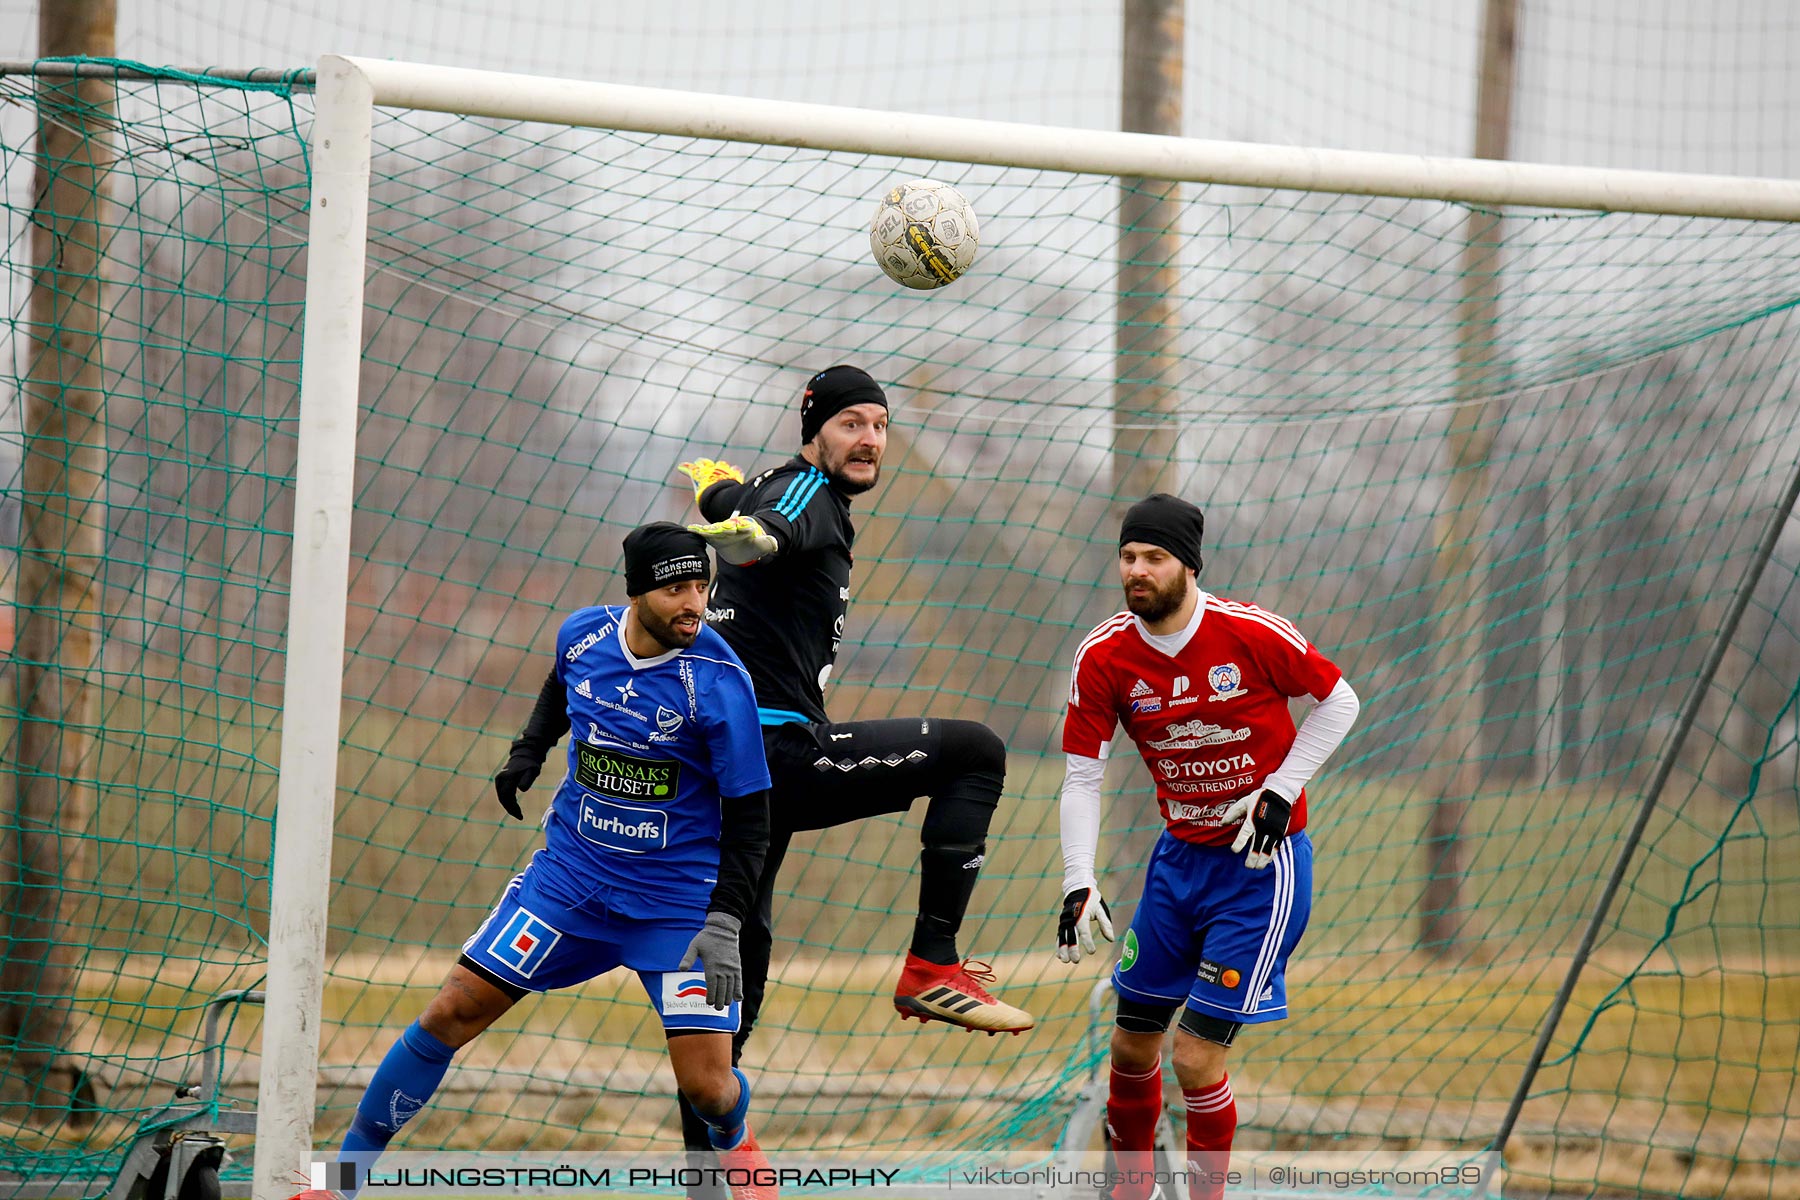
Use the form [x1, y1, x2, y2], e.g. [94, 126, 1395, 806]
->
[677, 716, 1005, 1171]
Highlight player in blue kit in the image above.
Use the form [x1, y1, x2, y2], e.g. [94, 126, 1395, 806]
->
[302, 524, 779, 1200]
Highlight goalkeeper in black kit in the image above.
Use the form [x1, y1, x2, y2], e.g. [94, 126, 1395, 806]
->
[671, 365, 1033, 1163]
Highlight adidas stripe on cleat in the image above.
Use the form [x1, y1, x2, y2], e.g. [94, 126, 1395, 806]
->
[892, 953, 1034, 1034]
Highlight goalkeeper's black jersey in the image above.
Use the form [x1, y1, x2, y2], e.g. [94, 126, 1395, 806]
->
[697, 455, 854, 725]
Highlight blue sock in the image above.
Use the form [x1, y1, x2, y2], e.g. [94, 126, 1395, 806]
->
[699, 1067, 752, 1151]
[340, 1020, 457, 1172]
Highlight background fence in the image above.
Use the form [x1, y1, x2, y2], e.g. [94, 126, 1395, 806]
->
[0, 54, 1796, 1200]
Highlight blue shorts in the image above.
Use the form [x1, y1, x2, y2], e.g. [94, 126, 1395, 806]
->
[1112, 829, 1313, 1025]
[459, 867, 739, 1033]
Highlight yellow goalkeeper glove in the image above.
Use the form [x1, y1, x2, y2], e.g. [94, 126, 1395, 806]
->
[688, 515, 779, 565]
[676, 457, 746, 507]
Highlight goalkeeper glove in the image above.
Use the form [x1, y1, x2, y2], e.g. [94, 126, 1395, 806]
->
[1056, 887, 1115, 963]
[678, 911, 744, 1008]
[688, 514, 779, 565]
[492, 753, 541, 822]
[1223, 789, 1292, 869]
[676, 457, 745, 507]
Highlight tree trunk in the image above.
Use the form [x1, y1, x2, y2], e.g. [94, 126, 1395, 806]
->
[1421, 0, 1517, 956]
[2, 4, 117, 1123]
[1114, 0, 1184, 505]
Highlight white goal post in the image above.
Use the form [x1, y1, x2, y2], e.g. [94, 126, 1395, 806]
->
[257, 52, 1800, 1200]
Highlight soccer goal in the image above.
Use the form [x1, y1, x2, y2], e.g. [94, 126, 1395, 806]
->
[4, 54, 1799, 1200]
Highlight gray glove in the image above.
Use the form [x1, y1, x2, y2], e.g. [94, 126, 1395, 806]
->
[678, 912, 743, 1009]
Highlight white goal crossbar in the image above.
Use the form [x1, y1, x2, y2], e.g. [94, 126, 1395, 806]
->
[256, 52, 1800, 1200]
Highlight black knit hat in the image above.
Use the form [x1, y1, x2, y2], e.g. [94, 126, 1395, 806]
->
[800, 365, 887, 444]
[623, 522, 711, 596]
[1119, 493, 1205, 573]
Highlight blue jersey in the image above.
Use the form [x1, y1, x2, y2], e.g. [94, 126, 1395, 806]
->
[538, 605, 770, 921]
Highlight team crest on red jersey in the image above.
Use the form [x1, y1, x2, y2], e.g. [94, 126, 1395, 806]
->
[1207, 662, 1248, 701]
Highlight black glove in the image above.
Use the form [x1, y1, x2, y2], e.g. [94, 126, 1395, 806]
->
[1225, 789, 1292, 869]
[493, 754, 541, 821]
[1056, 887, 1114, 963]
[679, 912, 743, 1009]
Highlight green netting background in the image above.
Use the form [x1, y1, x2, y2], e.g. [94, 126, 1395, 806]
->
[1, 66, 1797, 1199]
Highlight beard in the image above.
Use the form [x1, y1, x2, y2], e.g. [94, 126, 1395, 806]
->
[639, 605, 701, 651]
[822, 447, 881, 495]
[1124, 570, 1189, 623]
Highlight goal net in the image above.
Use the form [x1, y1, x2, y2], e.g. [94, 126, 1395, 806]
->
[1, 57, 1797, 1200]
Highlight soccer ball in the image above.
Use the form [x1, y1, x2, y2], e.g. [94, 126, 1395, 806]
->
[869, 179, 979, 290]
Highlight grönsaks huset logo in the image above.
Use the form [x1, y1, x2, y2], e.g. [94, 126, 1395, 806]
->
[575, 743, 679, 801]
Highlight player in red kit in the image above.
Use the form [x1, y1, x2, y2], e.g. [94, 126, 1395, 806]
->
[1054, 494, 1361, 1200]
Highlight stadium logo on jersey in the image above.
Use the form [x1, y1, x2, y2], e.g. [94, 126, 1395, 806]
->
[575, 795, 670, 852]
[705, 606, 735, 622]
[1130, 697, 1162, 714]
[1147, 719, 1252, 751]
[564, 625, 610, 663]
[574, 743, 680, 801]
[1207, 663, 1248, 701]
[661, 971, 717, 1017]
[1129, 678, 1153, 698]
[487, 908, 562, 978]
[574, 678, 593, 699]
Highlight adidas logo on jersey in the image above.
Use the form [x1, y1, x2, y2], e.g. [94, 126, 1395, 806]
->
[1129, 678, 1153, 698]
[573, 679, 592, 699]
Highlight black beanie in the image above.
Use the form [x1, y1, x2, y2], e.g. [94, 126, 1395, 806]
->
[623, 522, 711, 596]
[1119, 493, 1205, 573]
[800, 365, 887, 444]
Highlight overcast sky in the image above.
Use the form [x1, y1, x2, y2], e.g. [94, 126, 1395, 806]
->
[0, 0, 1797, 177]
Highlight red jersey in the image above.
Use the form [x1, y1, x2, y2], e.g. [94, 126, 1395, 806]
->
[1062, 592, 1343, 847]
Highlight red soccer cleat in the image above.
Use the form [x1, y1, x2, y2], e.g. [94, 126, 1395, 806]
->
[716, 1127, 778, 1200]
[893, 954, 1035, 1034]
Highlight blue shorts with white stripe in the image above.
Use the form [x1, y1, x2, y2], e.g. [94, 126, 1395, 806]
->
[1111, 828, 1313, 1024]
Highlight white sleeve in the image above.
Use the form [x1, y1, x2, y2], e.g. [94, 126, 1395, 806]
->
[1261, 676, 1361, 803]
[1059, 752, 1106, 895]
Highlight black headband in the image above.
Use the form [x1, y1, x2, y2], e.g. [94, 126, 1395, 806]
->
[1119, 493, 1205, 573]
[800, 365, 887, 444]
[623, 522, 711, 596]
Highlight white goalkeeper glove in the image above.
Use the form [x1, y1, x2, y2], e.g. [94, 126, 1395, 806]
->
[688, 515, 779, 565]
[676, 457, 745, 507]
[1222, 789, 1293, 870]
[1056, 886, 1115, 963]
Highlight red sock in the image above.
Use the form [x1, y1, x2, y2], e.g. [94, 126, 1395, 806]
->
[1183, 1074, 1236, 1200]
[1106, 1063, 1163, 1200]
